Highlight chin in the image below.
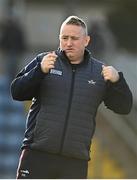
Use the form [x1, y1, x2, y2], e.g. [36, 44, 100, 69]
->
[66, 53, 74, 60]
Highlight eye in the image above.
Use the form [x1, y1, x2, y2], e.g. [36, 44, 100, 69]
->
[71, 37, 79, 40]
[61, 36, 68, 40]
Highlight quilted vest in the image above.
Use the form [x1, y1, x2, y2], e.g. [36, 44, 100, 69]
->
[30, 50, 106, 160]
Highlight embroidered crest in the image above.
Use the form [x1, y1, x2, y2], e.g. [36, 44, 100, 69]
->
[50, 69, 62, 76]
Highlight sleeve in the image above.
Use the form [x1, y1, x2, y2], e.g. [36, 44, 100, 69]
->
[103, 72, 133, 114]
[10, 54, 46, 101]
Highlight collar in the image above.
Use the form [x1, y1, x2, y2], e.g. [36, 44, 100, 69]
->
[55, 48, 92, 66]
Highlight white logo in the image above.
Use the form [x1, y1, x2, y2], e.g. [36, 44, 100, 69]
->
[20, 169, 29, 177]
[50, 69, 62, 75]
[88, 79, 96, 85]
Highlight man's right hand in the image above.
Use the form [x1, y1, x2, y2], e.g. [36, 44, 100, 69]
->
[40, 52, 57, 73]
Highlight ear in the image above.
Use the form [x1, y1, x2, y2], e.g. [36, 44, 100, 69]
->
[85, 36, 91, 47]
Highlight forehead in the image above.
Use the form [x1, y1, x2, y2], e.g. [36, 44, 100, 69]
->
[60, 24, 85, 36]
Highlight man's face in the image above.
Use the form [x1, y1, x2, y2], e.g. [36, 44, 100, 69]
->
[59, 24, 90, 63]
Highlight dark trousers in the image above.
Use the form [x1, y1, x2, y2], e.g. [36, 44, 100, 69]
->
[16, 149, 88, 179]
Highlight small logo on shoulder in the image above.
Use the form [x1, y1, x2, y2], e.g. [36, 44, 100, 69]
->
[88, 79, 96, 85]
[50, 69, 62, 76]
[20, 169, 30, 177]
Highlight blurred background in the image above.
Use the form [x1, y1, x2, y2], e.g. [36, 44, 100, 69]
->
[0, 0, 137, 178]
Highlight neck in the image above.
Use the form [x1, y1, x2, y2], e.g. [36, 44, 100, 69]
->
[70, 58, 83, 64]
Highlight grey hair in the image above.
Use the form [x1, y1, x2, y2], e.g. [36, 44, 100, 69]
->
[61, 15, 88, 35]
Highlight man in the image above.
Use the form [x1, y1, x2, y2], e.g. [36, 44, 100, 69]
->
[11, 16, 132, 179]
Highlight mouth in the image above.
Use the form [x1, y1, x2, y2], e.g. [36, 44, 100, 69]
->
[65, 49, 74, 52]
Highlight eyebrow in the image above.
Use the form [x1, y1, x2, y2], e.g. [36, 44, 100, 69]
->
[59, 35, 81, 38]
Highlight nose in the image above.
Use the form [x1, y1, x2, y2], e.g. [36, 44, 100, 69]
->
[66, 38, 73, 46]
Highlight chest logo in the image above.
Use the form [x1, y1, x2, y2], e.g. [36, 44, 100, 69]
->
[50, 69, 62, 76]
[88, 79, 96, 85]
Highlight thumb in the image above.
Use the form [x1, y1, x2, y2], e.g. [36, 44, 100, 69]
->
[101, 64, 106, 75]
[51, 51, 56, 55]
[102, 64, 107, 69]
[48, 51, 58, 60]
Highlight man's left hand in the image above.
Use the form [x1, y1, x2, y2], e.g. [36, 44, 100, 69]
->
[102, 65, 120, 83]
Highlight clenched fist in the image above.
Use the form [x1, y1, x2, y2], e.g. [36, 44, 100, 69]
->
[102, 65, 119, 83]
[41, 52, 57, 73]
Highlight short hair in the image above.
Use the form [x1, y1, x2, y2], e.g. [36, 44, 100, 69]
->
[61, 15, 88, 35]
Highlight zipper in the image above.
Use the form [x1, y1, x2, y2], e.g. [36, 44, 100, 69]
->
[59, 68, 76, 153]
